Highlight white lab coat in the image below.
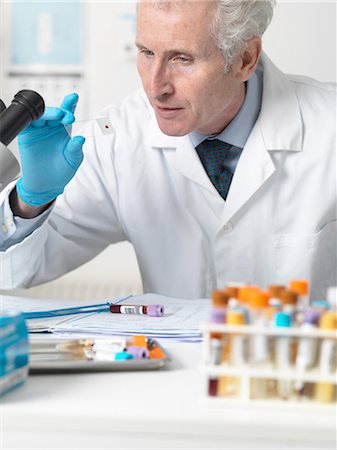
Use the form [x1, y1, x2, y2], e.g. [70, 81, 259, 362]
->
[1, 54, 336, 299]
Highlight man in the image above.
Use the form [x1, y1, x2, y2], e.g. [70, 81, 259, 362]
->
[0, 0, 336, 300]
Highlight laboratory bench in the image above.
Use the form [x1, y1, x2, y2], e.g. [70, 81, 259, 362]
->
[1, 342, 336, 449]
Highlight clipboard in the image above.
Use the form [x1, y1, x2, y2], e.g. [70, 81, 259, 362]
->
[28, 337, 170, 374]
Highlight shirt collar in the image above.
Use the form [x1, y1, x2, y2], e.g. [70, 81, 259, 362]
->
[189, 68, 263, 149]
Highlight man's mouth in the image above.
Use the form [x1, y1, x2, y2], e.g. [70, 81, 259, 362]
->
[154, 105, 183, 118]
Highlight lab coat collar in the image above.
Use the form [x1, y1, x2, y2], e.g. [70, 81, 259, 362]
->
[144, 106, 183, 149]
[258, 52, 303, 152]
[145, 107, 217, 193]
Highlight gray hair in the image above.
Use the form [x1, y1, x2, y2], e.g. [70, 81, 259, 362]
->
[137, 1, 276, 72]
[212, 0, 276, 72]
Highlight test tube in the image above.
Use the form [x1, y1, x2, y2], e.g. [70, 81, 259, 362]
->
[280, 289, 298, 323]
[248, 291, 270, 365]
[269, 285, 286, 302]
[295, 309, 320, 395]
[327, 286, 337, 311]
[314, 311, 337, 403]
[217, 309, 247, 398]
[208, 291, 229, 396]
[210, 290, 228, 323]
[224, 286, 240, 309]
[289, 279, 309, 319]
[247, 291, 272, 399]
[296, 309, 320, 370]
[274, 312, 294, 400]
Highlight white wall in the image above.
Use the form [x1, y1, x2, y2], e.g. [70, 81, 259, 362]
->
[263, 1, 336, 83]
[1, 1, 336, 299]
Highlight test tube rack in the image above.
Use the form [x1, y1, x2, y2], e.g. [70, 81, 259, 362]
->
[201, 323, 337, 408]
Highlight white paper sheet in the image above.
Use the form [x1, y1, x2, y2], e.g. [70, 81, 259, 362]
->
[0, 293, 211, 341]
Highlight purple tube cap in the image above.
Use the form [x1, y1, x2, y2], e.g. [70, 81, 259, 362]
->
[127, 346, 150, 359]
[303, 309, 320, 325]
[147, 304, 164, 317]
[210, 309, 226, 323]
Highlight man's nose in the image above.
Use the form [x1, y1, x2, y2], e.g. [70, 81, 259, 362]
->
[149, 63, 174, 99]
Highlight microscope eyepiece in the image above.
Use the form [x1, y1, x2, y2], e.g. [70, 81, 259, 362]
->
[0, 90, 45, 146]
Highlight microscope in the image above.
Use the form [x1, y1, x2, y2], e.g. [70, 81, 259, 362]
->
[0, 90, 45, 191]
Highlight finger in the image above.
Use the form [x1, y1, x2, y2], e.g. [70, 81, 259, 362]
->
[31, 107, 64, 128]
[60, 93, 79, 114]
[60, 110, 75, 126]
[64, 136, 85, 170]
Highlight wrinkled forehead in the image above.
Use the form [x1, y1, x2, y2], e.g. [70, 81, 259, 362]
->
[136, 0, 218, 29]
[136, 0, 218, 50]
[137, 0, 217, 13]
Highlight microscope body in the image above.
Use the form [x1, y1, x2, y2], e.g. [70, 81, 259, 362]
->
[0, 141, 20, 191]
[0, 90, 44, 192]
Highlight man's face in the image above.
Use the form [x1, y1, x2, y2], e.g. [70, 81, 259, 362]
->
[136, 0, 244, 136]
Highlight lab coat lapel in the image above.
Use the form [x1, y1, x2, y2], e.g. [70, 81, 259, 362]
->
[173, 137, 220, 194]
[221, 125, 275, 227]
[145, 111, 220, 194]
[220, 53, 303, 227]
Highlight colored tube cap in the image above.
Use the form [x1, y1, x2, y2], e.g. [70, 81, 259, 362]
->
[147, 304, 164, 317]
[289, 279, 309, 295]
[280, 289, 298, 305]
[303, 309, 320, 325]
[319, 312, 337, 330]
[132, 335, 147, 347]
[127, 346, 150, 359]
[238, 286, 259, 303]
[226, 310, 246, 325]
[249, 291, 269, 309]
[210, 308, 226, 324]
[274, 311, 292, 327]
[269, 285, 286, 298]
[114, 352, 134, 360]
[312, 300, 330, 310]
[224, 286, 239, 299]
[211, 291, 229, 306]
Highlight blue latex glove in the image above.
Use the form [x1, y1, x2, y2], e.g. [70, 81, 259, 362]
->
[16, 93, 85, 206]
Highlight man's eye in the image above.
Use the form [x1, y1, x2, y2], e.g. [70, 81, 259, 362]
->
[174, 56, 191, 64]
[140, 49, 154, 57]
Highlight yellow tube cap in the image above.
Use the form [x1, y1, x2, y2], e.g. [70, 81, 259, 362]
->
[226, 310, 246, 325]
[319, 311, 337, 330]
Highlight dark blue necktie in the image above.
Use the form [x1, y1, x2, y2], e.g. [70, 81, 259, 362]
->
[196, 139, 242, 200]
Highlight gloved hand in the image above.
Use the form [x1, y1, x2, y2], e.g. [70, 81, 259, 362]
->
[16, 93, 85, 206]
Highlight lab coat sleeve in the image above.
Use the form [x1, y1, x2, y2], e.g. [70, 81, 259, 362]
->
[0, 129, 127, 289]
[0, 183, 54, 251]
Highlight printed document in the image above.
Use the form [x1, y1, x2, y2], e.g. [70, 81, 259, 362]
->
[0, 293, 210, 341]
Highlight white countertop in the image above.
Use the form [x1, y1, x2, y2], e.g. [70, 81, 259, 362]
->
[1, 341, 336, 449]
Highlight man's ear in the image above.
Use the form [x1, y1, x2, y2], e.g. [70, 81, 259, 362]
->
[233, 37, 262, 82]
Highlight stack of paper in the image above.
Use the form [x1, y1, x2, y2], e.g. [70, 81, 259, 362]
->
[0, 293, 211, 342]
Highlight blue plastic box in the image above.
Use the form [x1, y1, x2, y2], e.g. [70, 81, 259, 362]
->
[0, 311, 29, 396]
